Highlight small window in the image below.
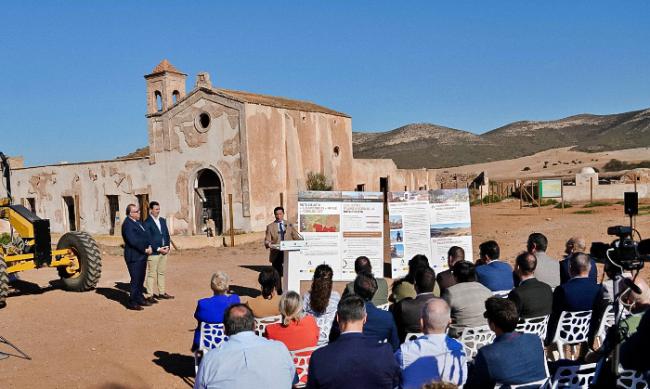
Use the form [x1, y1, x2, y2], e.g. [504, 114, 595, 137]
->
[355, 184, 365, 192]
[195, 112, 211, 132]
[155, 91, 163, 112]
[333, 146, 340, 157]
[172, 90, 180, 104]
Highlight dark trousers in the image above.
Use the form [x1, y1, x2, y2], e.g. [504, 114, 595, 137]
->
[126, 260, 147, 304]
[270, 249, 284, 294]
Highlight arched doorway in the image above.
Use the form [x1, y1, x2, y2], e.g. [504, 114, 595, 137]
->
[194, 169, 223, 236]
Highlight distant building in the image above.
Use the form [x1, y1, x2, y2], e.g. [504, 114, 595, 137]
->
[3, 60, 438, 235]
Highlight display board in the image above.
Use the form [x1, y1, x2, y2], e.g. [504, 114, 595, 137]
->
[297, 191, 384, 281]
[539, 179, 563, 198]
[389, 188, 473, 277]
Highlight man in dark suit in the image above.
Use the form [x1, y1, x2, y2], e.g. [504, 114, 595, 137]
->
[436, 246, 464, 293]
[392, 267, 437, 341]
[546, 253, 605, 344]
[308, 295, 400, 389]
[121, 203, 153, 311]
[144, 201, 174, 300]
[465, 298, 547, 388]
[330, 272, 400, 350]
[559, 236, 597, 284]
[508, 252, 553, 318]
[263, 206, 302, 292]
[475, 240, 514, 292]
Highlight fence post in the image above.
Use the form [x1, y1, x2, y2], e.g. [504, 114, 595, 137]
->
[519, 182, 523, 209]
[228, 194, 235, 247]
[590, 177, 594, 203]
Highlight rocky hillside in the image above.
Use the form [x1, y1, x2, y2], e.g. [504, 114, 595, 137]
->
[353, 108, 650, 168]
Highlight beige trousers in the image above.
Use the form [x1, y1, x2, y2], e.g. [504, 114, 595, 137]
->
[145, 254, 168, 297]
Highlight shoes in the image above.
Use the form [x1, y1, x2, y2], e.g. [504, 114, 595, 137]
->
[153, 294, 163, 300]
[127, 303, 144, 311]
[146, 297, 159, 304]
[158, 293, 175, 300]
[140, 299, 153, 307]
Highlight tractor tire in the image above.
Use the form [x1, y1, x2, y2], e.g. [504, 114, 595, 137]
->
[0, 258, 8, 308]
[56, 231, 102, 292]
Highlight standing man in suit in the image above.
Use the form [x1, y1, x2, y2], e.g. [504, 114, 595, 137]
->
[121, 204, 153, 311]
[307, 295, 400, 389]
[392, 267, 438, 342]
[527, 232, 561, 288]
[436, 246, 464, 294]
[144, 201, 174, 300]
[508, 252, 553, 318]
[264, 206, 302, 293]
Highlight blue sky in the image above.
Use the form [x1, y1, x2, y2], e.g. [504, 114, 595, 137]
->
[1, 1, 649, 166]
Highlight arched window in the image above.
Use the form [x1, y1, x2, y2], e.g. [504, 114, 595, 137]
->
[172, 90, 180, 104]
[155, 91, 163, 112]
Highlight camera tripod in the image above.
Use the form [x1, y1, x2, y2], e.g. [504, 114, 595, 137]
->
[0, 335, 31, 361]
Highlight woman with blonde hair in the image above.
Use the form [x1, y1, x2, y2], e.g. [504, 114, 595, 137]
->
[265, 291, 319, 351]
[191, 271, 240, 351]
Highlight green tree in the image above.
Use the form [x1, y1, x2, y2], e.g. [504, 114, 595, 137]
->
[306, 172, 333, 191]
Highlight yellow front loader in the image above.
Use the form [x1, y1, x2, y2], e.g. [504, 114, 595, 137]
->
[0, 152, 101, 308]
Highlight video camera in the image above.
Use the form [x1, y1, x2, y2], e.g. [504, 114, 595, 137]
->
[590, 192, 650, 271]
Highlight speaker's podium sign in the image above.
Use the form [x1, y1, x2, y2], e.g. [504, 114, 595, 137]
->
[287, 191, 384, 292]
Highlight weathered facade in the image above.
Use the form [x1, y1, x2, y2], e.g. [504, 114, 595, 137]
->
[4, 60, 437, 235]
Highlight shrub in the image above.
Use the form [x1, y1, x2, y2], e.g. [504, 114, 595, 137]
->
[584, 201, 612, 208]
[521, 166, 531, 171]
[555, 202, 572, 209]
[306, 172, 333, 191]
[574, 210, 595, 214]
[0, 233, 10, 245]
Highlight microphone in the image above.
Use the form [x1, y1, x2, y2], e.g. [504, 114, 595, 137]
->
[622, 277, 642, 295]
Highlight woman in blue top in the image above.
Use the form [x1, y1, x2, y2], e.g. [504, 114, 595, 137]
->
[192, 271, 240, 351]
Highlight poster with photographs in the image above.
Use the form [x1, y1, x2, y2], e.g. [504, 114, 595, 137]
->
[428, 188, 473, 271]
[297, 191, 384, 282]
[387, 191, 432, 278]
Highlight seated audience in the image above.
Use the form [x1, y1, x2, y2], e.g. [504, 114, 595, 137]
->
[307, 295, 400, 389]
[441, 261, 492, 337]
[245, 267, 282, 318]
[546, 253, 604, 344]
[195, 304, 295, 389]
[508, 252, 553, 318]
[303, 264, 340, 345]
[465, 298, 547, 387]
[192, 271, 240, 351]
[526, 232, 560, 288]
[475, 240, 514, 292]
[560, 236, 597, 285]
[436, 246, 464, 294]
[331, 272, 400, 350]
[265, 291, 319, 351]
[395, 298, 468, 388]
[391, 254, 439, 303]
[392, 267, 437, 342]
[342, 255, 389, 306]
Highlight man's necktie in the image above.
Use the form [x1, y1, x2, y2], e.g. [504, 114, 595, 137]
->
[279, 222, 285, 241]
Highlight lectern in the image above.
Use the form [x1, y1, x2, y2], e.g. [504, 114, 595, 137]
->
[271, 240, 308, 293]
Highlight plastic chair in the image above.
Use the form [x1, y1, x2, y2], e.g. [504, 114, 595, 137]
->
[494, 377, 549, 389]
[457, 325, 495, 360]
[404, 332, 424, 342]
[492, 289, 512, 298]
[549, 310, 591, 360]
[516, 315, 550, 340]
[549, 362, 596, 388]
[376, 303, 390, 311]
[194, 322, 228, 373]
[254, 315, 283, 336]
[595, 303, 630, 344]
[617, 367, 649, 389]
[290, 345, 321, 388]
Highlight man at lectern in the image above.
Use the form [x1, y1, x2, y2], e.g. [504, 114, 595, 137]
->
[264, 206, 302, 293]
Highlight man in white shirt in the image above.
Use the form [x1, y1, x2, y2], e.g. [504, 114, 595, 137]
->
[144, 201, 173, 300]
[395, 298, 468, 388]
[194, 304, 295, 389]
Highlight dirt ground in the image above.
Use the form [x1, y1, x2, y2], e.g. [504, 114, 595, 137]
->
[1, 200, 649, 389]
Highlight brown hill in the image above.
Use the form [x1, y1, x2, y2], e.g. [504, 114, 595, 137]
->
[353, 108, 650, 168]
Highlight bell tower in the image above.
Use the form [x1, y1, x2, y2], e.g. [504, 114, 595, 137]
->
[144, 59, 187, 114]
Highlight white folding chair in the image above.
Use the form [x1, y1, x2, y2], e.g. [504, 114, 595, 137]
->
[494, 377, 549, 389]
[376, 303, 390, 311]
[254, 315, 283, 336]
[404, 332, 424, 342]
[194, 322, 228, 373]
[617, 367, 649, 389]
[516, 315, 550, 340]
[457, 325, 495, 361]
[550, 310, 591, 360]
[595, 303, 630, 345]
[290, 345, 321, 388]
[492, 289, 512, 298]
[549, 362, 596, 388]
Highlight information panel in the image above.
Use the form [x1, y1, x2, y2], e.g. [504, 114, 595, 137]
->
[429, 189, 473, 271]
[297, 191, 384, 281]
[539, 179, 562, 198]
[388, 191, 432, 279]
